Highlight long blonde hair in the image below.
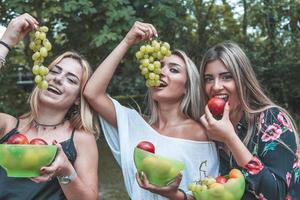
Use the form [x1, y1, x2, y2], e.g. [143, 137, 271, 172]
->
[147, 49, 201, 124]
[199, 41, 298, 147]
[22, 51, 100, 138]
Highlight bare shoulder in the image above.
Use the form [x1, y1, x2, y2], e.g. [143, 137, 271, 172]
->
[184, 119, 208, 141]
[0, 113, 17, 136]
[73, 129, 98, 151]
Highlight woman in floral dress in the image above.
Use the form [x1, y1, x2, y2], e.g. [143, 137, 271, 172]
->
[199, 41, 299, 199]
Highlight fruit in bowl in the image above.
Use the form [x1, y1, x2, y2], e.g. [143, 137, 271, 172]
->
[134, 141, 185, 186]
[0, 134, 57, 177]
[188, 169, 245, 200]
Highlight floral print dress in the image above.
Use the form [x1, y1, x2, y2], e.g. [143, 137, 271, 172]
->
[218, 107, 299, 200]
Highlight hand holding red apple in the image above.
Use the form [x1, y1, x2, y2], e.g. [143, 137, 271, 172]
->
[207, 97, 226, 119]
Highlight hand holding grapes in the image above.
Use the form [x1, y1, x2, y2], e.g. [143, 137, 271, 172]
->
[1, 13, 38, 48]
[123, 21, 157, 47]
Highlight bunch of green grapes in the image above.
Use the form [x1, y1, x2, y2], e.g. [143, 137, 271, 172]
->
[29, 26, 52, 89]
[135, 40, 171, 87]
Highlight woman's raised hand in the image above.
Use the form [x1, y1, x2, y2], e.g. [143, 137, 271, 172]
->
[200, 102, 236, 144]
[1, 13, 38, 48]
[123, 21, 157, 47]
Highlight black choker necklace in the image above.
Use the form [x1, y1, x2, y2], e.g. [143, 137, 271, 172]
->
[33, 119, 65, 130]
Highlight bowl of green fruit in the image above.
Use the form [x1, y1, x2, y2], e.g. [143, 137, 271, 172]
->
[0, 133, 57, 177]
[188, 168, 245, 200]
[134, 141, 185, 187]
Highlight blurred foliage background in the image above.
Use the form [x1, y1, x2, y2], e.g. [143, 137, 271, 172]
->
[1, 0, 299, 126]
[0, 0, 299, 126]
[1, 0, 299, 198]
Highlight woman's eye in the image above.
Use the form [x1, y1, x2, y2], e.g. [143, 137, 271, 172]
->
[68, 78, 77, 84]
[222, 74, 233, 80]
[204, 76, 213, 82]
[49, 70, 59, 74]
[170, 68, 179, 73]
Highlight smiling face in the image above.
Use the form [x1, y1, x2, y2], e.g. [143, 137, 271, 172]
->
[150, 54, 187, 103]
[38, 57, 83, 110]
[203, 59, 240, 113]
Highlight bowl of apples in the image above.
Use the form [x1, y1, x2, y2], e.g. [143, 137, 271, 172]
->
[134, 141, 185, 187]
[188, 168, 245, 200]
[0, 133, 57, 177]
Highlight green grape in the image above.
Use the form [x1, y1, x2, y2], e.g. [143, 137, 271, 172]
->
[32, 52, 41, 61]
[141, 67, 149, 75]
[160, 46, 168, 55]
[135, 51, 143, 60]
[149, 73, 156, 80]
[153, 61, 161, 68]
[29, 41, 36, 51]
[140, 45, 146, 53]
[39, 66, 49, 76]
[30, 25, 52, 89]
[44, 41, 52, 51]
[156, 52, 163, 60]
[163, 42, 170, 50]
[39, 26, 49, 32]
[142, 59, 150, 67]
[166, 50, 172, 56]
[143, 54, 149, 59]
[154, 68, 161, 74]
[40, 47, 48, 57]
[154, 79, 160, 87]
[149, 56, 154, 62]
[35, 39, 42, 45]
[34, 75, 42, 83]
[39, 80, 48, 89]
[39, 32, 46, 40]
[148, 64, 154, 71]
[35, 31, 41, 39]
[135, 39, 172, 88]
[32, 65, 40, 75]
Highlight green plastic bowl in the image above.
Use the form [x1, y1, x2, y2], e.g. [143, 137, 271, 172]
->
[0, 144, 57, 177]
[192, 175, 245, 200]
[134, 147, 185, 186]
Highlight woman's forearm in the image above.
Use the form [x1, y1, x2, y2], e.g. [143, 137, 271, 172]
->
[84, 39, 130, 99]
[60, 177, 98, 200]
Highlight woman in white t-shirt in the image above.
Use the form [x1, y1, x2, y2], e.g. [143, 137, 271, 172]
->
[84, 21, 219, 200]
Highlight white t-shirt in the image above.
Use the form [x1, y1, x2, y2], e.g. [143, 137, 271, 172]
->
[100, 99, 219, 200]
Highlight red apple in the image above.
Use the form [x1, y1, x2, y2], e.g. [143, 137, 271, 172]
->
[7, 133, 29, 144]
[136, 141, 155, 153]
[208, 97, 226, 118]
[215, 175, 228, 184]
[30, 138, 48, 145]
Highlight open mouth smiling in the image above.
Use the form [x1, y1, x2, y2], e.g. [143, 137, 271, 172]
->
[47, 85, 62, 95]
